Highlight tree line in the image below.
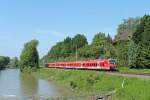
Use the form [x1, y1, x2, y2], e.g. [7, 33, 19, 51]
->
[40, 15, 150, 69]
[0, 56, 18, 69]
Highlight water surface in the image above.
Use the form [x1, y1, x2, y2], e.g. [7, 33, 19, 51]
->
[0, 68, 62, 99]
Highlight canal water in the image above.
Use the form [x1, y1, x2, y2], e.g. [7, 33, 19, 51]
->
[0, 68, 66, 100]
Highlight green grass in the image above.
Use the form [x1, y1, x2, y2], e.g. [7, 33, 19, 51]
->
[119, 67, 150, 74]
[33, 68, 150, 100]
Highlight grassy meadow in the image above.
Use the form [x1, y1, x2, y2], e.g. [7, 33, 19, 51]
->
[34, 68, 150, 100]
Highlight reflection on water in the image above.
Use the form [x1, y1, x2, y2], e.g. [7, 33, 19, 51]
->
[20, 73, 38, 98]
[0, 69, 61, 99]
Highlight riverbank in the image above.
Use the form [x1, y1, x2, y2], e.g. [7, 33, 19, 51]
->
[33, 68, 150, 100]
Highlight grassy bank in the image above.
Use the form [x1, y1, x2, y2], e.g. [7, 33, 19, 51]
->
[34, 68, 150, 100]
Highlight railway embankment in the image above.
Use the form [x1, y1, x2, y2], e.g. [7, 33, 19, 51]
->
[33, 68, 150, 100]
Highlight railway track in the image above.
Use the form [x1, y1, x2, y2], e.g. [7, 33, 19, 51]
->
[104, 72, 150, 79]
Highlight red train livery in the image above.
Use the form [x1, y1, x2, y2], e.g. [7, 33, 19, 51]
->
[46, 59, 116, 70]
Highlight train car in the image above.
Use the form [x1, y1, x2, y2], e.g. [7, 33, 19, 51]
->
[46, 59, 116, 70]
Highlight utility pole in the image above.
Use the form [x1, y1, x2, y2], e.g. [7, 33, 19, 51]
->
[76, 45, 78, 62]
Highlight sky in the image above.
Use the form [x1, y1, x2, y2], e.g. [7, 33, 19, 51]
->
[0, 0, 150, 58]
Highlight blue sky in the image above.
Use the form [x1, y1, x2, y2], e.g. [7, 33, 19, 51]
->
[0, 0, 150, 58]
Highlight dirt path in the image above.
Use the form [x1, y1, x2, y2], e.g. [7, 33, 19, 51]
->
[105, 72, 150, 79]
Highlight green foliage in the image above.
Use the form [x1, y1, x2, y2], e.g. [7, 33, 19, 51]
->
[91, 32, 106, 59]
[116, 40, 129, 67]
[72, 34, 88, 49]
[78, 45, 99, 59]
[70, 81, 77, 89]
[132, 15, 150, 68]
[61, 37, 72, 57]
[115, 17, 140, 41]
[19, 40, 39, 72]
[0, 56, 10, 69]
[128, 40, 138, 68]
[115, 17, 141, 68]
[41, 34, 88, 64]
[107, 34, 113, 43]
[91, 32, 115, 59]
[34, 68, 150, 99]
[92, 32, 106, 46]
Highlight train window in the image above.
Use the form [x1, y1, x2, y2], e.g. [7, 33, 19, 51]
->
[92, 63, 94, 66]
[100, 63, 104, 66]
[95, 63, 97, 66]
[109, 59, 116, 64]
[89, 63, 91, 66]
[83, 63, 85, 66]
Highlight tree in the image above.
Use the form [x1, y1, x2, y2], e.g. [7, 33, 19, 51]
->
[41, 34, 88, 64]
[92, 32, 106, 46]
[132, 15, 150, 68]
[107, 34, 113, 43]
[115, 17, 140, 41]
[128, 40, 138, 68]
[91, 33, 106, 59]
[0, 56, 10, 69]
[114, 17, 140, 67]
[72, 34, 88, 49]
[19, 40, 39, 72]
[116, 40, 130, 67]
[61, 37, 72, 57]
[91, 32, 115, 59]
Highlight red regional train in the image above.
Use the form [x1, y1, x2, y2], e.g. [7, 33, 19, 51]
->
[46, 59, 116, 70]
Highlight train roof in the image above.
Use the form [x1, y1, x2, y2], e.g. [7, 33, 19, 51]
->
[47, 59, 108, 64]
